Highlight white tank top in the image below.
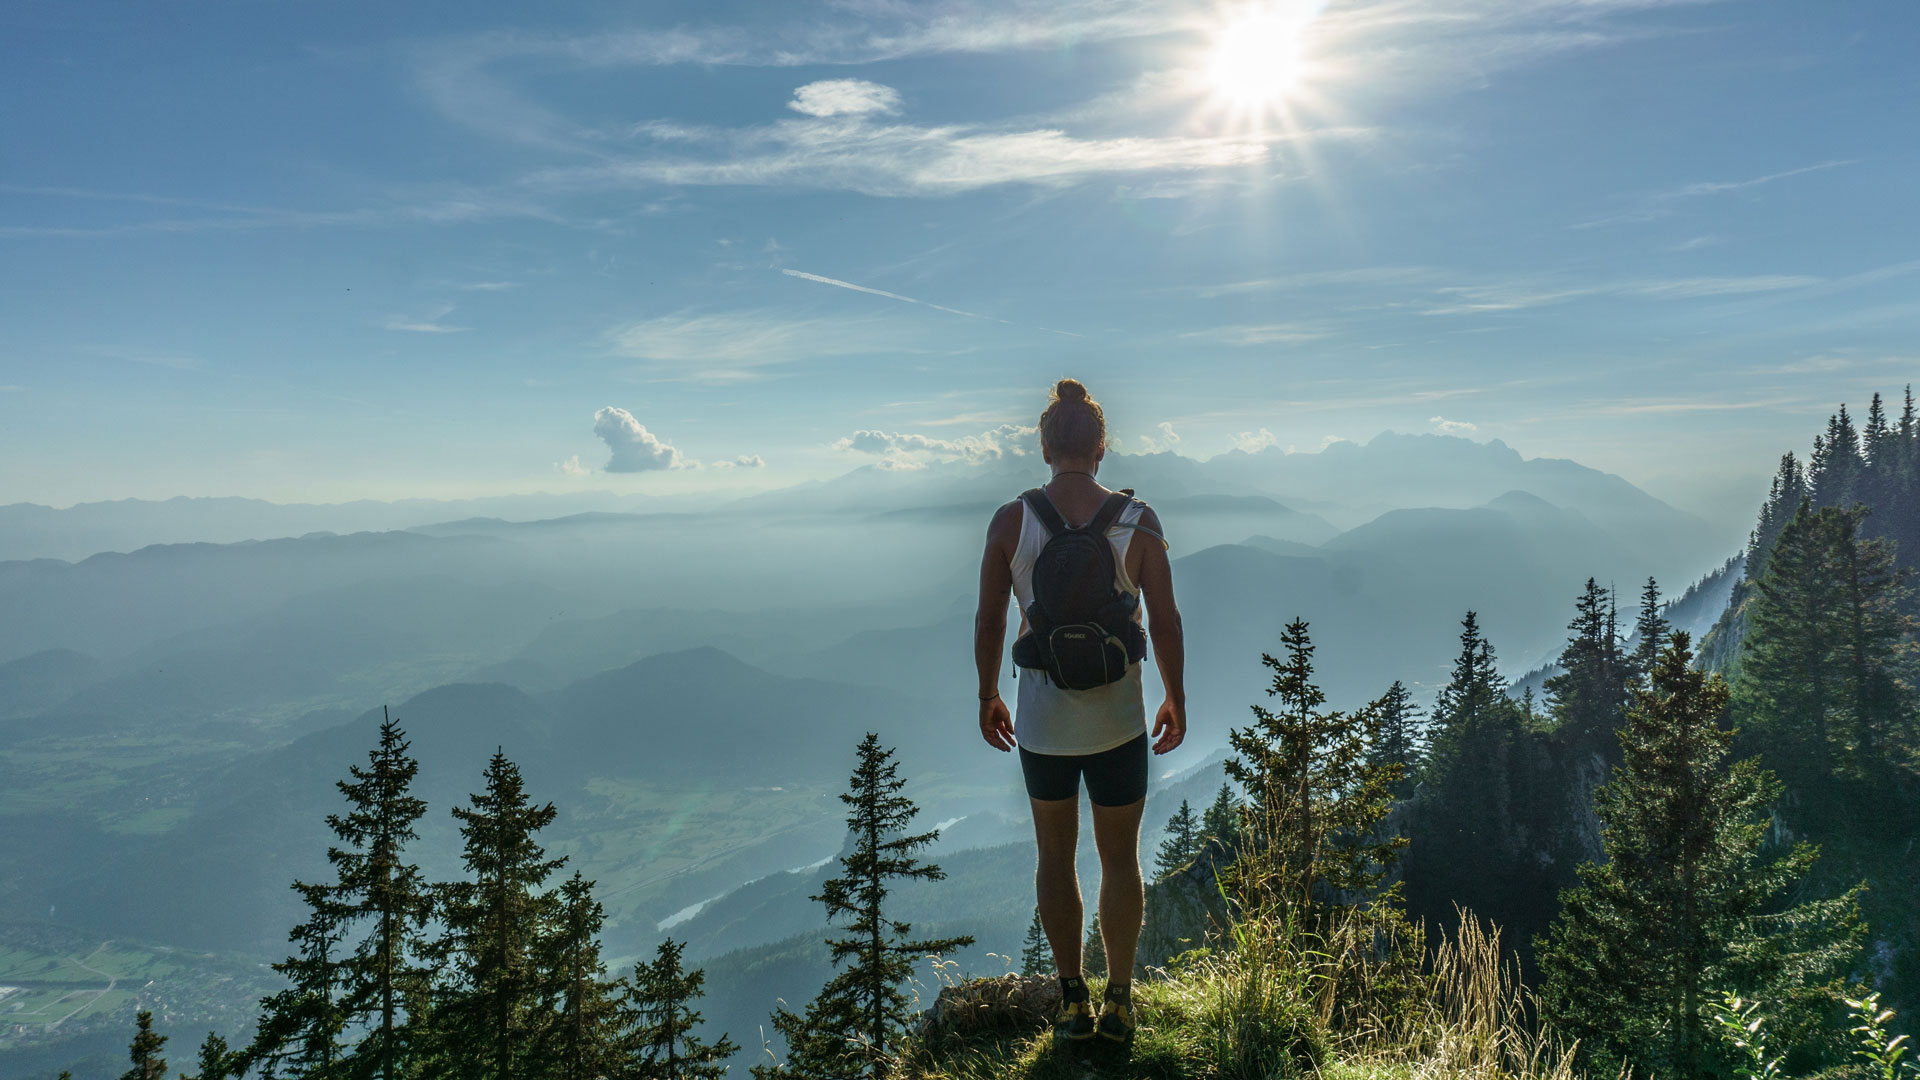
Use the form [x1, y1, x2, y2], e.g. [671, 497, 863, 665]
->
[1010, 493, 1151, 756]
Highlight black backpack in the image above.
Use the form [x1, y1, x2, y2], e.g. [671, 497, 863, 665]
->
[1010, 487, 1149, 691]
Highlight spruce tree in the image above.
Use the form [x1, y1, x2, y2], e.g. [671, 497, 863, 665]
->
[1224, 619, 1405, 915]
[1739, 502, 1914, 807]
[1629, 577, 1669, 687]
[253, 877, 351, 1078]
[1809, 405, 1865, 510]
[1539, 633, 1863, 1079]
[1018, 909, 1049, 976]
[628, 937, 738, 1080]
[182, 1032, 236, 1080]
[329, 709, 432, 1080]
[1410, 612, 1537, 934]
[541, 872, 626, 1080]
[1369, 679, 1423, 797]
[757, 734, 972, 1079]
[1152, 799, 1201, 879]
[1749, 453, 1808, 573]
[433, 750, 566, 1080]
[1200, 782, 1240, 851]
[1544, 578, 1629, 752]
[121, 1009, 167, 1080]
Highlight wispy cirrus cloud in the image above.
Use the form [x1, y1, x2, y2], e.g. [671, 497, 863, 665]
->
[607, 310, 912, 383]
[1180, 323, 1330, 346]
[526, 109, 1279, 198]
[1419, 273, 1820, 315]
[385, 304, 468, 333]
[1580, 396, 1809, 416]
[780, 268, 996, 320]
[1573, 159, 1858, 229]
[1185, 267, 1435, 298]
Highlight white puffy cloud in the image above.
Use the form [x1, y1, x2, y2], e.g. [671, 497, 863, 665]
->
[1134, 421, 1182, 454]
[556, 454, 591, 478]
[789, 79, 902, 118]
[1429, 416, 1478, 435]
[834, 423, 1035, 466]
[593, 406, 687, 472]
[711, 454, 766, 469]
[1230, 427, 1278, 453]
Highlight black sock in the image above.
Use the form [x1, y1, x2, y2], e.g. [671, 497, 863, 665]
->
[1104, 981, 1131, 1003]
[1059, 975, 1088, 1002]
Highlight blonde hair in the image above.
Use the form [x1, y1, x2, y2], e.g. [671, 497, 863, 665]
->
[1039, 378, 1105, 459]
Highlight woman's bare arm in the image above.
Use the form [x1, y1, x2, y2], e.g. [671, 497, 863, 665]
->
[974, 501, 1021, 751]
[1133, 506, 1187, 754]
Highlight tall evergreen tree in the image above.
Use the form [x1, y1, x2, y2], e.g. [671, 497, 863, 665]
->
[182, 1032, 236, 1080]
[1224, 619, 1405, 915]
[120, 1009, 168, 1080]
[1152, 799, 1201, 879]
[1629, 577, 1669, 687]
[1368, 680, 1423, 798]
[542, 872, 626, 1080]
[627, 937, 738, 1080]
[1200, 782, 1241, 851]
[1017, 909, 1049, 977]
[1539, 633, 1864, 1079]
[1749, 453, 1809, 573]
[1544, 578, 1630, 751]
[1809, 405, 1865, 510]
[757, 734, 972, 1079]
[1409, 612, 1542, 940]
[328, 709, 432, 1080]
[253, 877, 352, 1078]
[432, 750, 566, 1080]
[1739, 502, 1914, 807]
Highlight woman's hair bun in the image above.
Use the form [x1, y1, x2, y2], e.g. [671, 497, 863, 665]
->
[1054, 378, 1088, 403]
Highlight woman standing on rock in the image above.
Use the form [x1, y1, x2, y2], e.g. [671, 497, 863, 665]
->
[972, 378, 1188, 1045]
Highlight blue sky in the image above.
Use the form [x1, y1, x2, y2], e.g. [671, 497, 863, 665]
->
[2, 0, 1915, 527]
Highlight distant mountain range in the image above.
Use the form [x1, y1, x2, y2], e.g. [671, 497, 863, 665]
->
[2, 431, 1739, 562]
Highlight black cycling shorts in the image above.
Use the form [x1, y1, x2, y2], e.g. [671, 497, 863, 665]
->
[1019, 733, 1149, 807]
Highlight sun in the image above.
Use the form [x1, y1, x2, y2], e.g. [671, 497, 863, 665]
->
[1206, 10, 1310, 108]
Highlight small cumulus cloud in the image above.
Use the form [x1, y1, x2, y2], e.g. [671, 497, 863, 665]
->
[789, 79, 902, 118]
[1320, 435, 1349, 449]
[711, 454, 766, 469]
[835, 424, 1035, 468]
[1430, 416, 1478, 434]
[556, 455, 591, 478]
[1134, 421, 1182, 454]
[1230, 428, 1278, 453]
[593, 406, 688, 472]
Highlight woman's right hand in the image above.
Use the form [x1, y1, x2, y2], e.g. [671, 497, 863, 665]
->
[979, 694, 1015, 752]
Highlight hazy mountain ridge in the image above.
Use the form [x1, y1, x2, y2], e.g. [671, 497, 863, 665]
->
[0, 432, 1728, 562]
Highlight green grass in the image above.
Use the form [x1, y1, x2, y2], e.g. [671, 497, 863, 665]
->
[899, 911, 1583, 1080]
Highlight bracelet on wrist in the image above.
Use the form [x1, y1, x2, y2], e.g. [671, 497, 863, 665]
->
[978, 692, 1000, 702]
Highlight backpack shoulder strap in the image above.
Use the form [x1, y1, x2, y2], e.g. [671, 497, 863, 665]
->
[1086, 490, 1134, 536]
[1020, 487, 1068, 537]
